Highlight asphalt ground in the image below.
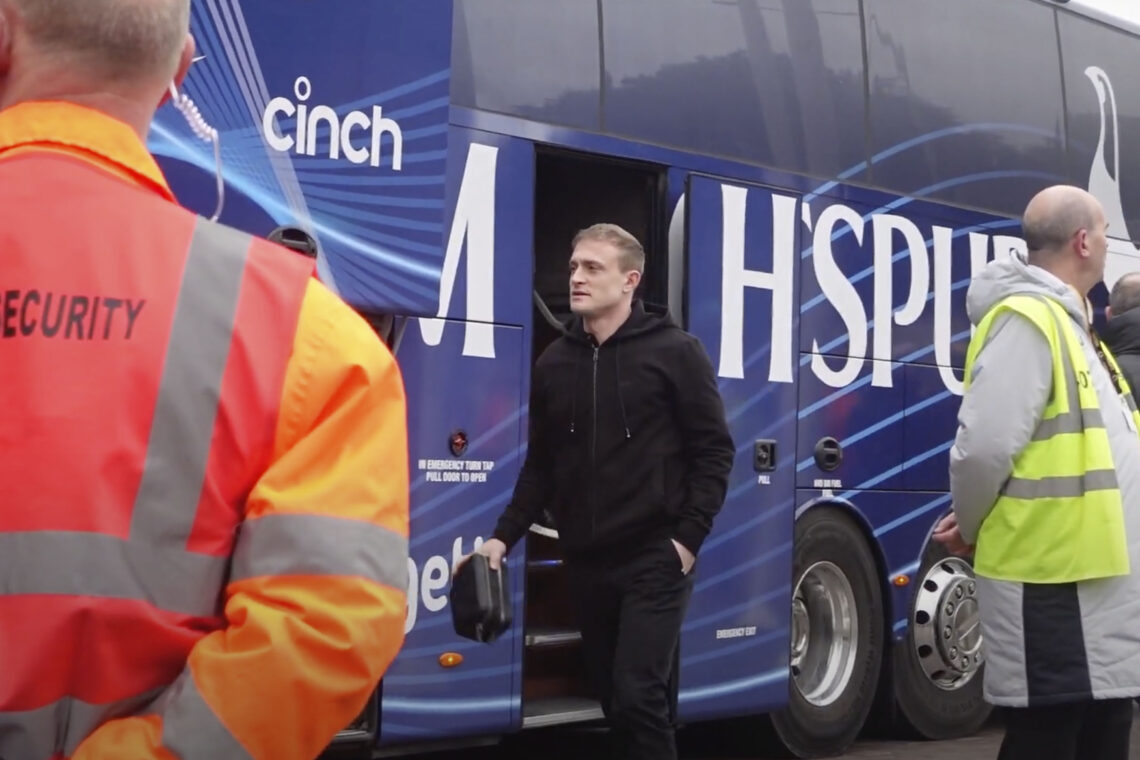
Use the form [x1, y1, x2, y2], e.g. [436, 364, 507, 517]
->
[387, 705, 1140, 759]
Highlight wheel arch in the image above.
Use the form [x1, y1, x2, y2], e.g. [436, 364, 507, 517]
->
[794, 496, 894, 639]
[772, 495, 891, 756]
[794, 494, 905, 739]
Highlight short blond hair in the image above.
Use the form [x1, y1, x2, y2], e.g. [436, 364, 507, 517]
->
[11, 0, 189, 79]
[572, 223, 645, 274]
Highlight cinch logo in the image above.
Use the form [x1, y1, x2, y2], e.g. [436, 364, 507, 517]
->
[261, 76, 404, 170]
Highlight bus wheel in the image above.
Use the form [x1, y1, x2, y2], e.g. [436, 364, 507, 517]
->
[891, 541, 990, 739]
[771, 508, 883, 758]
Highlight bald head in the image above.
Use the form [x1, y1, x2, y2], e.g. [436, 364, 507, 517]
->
[6, 0, 189, 81]
[1022, 185, 1102, 259]
[1020, 184, 1109, 295]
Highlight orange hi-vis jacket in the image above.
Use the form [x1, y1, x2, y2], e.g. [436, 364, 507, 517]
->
[0, 102, 410, 760]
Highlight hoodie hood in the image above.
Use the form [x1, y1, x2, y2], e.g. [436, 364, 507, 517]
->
[1104, 307, 1140, 356]
[966, 256, 1089, 328]
[568, 299, 676, 344]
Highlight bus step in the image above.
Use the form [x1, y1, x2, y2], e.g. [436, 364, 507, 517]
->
[329, 728, 371, 745]
[522, 696, 604, 728]
[525, 627, 582, 648]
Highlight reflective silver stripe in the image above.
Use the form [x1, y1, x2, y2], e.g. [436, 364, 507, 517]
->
[0, 532, 226, 616]
[130, 220, 249, 545]
[159, 667, 253, 759]
[0, 688, 162, 759]
[0, 222, 253, 758]
[1004, 469, 1119, 499]
[229, 514, 409, 590]
[1030, 297, 1099, 440]
[1032, 407, 1103, 439]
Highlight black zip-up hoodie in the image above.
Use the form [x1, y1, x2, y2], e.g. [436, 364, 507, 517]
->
[492, 301, 735, 556]
[1104, 306, 1140, 395]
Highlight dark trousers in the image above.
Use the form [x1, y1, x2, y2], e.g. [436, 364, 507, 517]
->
[567, 538, 694, 760]
[997, 699, 1133, 760]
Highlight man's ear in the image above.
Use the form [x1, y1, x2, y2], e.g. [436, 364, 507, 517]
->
[174, 35, 195, 89]
[0, 7, 13, 81]
[1107, 305, 1114, 321]
[1076, 228, 1092, 260]
[159, 35, 195, 107]
[624, 269, 642, 293]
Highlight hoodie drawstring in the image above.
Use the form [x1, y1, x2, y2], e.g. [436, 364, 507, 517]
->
[567, 340, 632, 439]
[569, 350, 581, 434]
[615, 343, 631, 440]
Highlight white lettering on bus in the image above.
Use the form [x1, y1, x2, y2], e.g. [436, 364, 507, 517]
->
[262, 76, 404, 170]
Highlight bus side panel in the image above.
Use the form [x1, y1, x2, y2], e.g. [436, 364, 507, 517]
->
[149, 0, 454, 318]
[379, 321, 525, 743]
[377, 127, 535, 744]
[796, 356, 904, 492]
[678, 175, 799, 720]
[1058, 11, 1140, 319]
[797, 489, 948, 642]
[797, 188, 1014, 638]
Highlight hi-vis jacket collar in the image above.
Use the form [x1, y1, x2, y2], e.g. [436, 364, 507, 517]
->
[0, 100, 174, 201]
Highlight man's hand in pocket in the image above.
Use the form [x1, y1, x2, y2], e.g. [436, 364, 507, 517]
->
[671, 539, 695, 575]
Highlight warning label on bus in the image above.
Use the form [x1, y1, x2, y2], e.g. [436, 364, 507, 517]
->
[418, 459, 495, 483]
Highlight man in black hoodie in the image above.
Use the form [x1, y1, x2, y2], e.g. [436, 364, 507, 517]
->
[471, 223, 734, 759]
[1105, 272, 1140, 394]
[1105, 273, 1140, 716]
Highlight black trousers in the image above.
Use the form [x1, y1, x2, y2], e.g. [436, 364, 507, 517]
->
[997, 699, 1133, 760]
[567, 538, 694, 760]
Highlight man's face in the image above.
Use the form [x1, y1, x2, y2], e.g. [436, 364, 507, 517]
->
[568, 239, 636, 317]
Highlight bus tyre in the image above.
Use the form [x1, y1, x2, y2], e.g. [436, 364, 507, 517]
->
[891, 540, 990, 739]
[770, 508, 883, 758]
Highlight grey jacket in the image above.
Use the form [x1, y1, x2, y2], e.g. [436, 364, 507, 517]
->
[950, 256, 1140, 707]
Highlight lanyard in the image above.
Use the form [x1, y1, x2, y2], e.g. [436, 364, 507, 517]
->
[1089, 327, 1128, 397]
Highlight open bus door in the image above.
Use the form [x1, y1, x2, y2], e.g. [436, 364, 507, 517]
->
[678, 174, 801, 723]
[516, 147, 671, 730]
[372, 129, 535, 751]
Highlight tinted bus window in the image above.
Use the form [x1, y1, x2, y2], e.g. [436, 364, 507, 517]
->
[1059, 11, 1140, 244]
[601, 0, 867, 180]
[451, 0, 601, 130]
[864, 0, 1065, 217]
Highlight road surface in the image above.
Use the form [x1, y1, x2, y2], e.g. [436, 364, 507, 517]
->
[383, 705, 1140, 759]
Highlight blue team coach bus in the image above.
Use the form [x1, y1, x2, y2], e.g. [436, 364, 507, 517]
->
[148, 0, 1140, 756]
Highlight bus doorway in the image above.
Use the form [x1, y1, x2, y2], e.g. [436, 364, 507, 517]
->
[521, 148, 669, 727]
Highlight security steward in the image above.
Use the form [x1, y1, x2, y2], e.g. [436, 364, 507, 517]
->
[937, 185, 1140, 760]
[0, 1, 410, 758]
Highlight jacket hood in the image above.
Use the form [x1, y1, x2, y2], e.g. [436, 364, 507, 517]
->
[1104, 306, 1140, 356]
[966, 256, 1089, 328]
[568, 299, 675, 344]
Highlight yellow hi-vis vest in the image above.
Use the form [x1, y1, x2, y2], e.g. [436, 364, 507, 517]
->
[964, 294, 1139, 583]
